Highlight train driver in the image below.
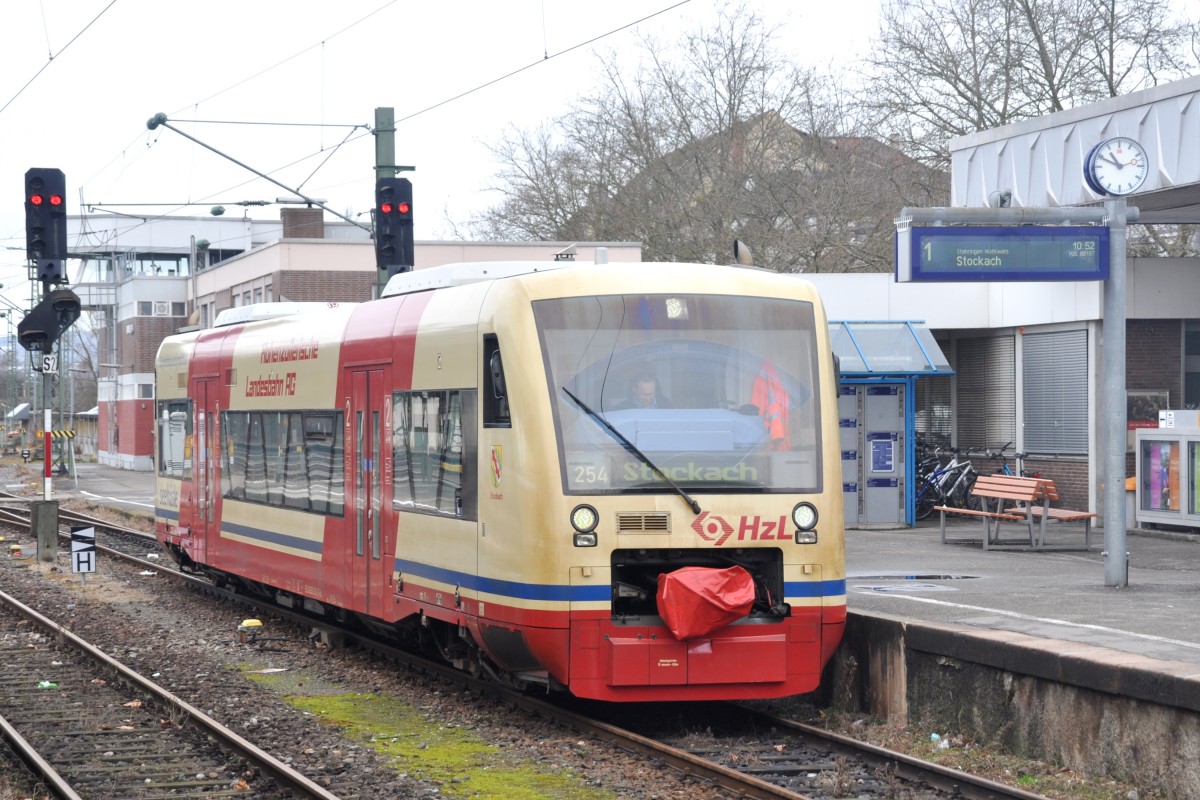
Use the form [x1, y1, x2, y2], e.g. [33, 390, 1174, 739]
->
[616, 373, 671, 410]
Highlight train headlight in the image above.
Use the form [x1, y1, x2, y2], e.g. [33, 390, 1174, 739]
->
[792, 502, 818, 544]
[571, 504, 598, 547]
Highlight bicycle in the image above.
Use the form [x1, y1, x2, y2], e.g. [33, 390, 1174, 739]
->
[985, 441, 1041, 479]
[914, 448, 980, 519]
[943, 450, 981, 511]
[984, 442, 1042, 511]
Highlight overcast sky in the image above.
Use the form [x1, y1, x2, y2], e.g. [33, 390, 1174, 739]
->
[0, 0, 877, 299]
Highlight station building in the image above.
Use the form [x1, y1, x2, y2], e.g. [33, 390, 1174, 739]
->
[807, 74, 1200, 527]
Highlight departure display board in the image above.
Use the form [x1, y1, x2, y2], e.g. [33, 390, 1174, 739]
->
[896, 226, 1110, 282]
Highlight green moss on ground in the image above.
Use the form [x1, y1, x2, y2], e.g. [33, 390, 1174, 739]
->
[244, 666, 614, 799]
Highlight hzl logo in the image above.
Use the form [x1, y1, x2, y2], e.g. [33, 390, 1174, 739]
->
[692, 511, 790, 546]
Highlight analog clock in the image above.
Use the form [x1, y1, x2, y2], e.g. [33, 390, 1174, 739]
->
[1084, 137, 1149, 196]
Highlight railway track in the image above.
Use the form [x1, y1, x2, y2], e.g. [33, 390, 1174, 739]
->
[0, 496, 1053, 800]
[0, 584, 342, 799]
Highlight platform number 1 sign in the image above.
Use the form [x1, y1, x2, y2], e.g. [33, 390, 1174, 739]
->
[71, 526, 96, 575]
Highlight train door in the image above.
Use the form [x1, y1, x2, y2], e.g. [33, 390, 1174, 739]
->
[349, 368, 390, 616]
[190, 377, 218, 562]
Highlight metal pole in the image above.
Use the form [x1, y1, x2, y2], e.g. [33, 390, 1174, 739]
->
[42, 369, 52, 501]
[1103, 198, 1128, 587]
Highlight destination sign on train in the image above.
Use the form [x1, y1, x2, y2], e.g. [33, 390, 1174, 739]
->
[895, 225, 1110, 282]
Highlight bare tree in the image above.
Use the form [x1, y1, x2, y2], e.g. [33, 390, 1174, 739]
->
[862, 0, 1194, 168]
[473, 3, 947, 272]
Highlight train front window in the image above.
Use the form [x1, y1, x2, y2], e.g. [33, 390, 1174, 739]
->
[534, 293, 823, 494]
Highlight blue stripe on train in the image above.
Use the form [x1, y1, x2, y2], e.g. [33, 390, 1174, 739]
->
[155, 512, 324, 557]
[152, 520, 846, 603]
[221, 520, 324, 555]
[395, 558, 846, 604]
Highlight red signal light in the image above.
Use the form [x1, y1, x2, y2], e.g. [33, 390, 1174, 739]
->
[29, 194, 44, 206]
[380, 202, 394, 213]
[49, 195, 63, 207]
[397, 202, 410, 214]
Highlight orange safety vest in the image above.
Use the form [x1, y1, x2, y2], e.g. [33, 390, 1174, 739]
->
[751, 362, 789, 450]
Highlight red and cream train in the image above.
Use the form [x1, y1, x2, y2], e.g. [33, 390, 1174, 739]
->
[154, 259, 846, 702]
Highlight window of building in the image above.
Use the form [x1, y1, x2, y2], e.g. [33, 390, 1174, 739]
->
[1185, 322, 1200, 408]
[138, 383, 154, 399]
[392, 390, 477, 520]
[254, 288, 263, 303]
[915, 373, 952, 448]
[138, 301, 153, 316]
[172, 302, 186, 317]
[954, 335, 1015, 450]
[1023, 329, 1088, 454]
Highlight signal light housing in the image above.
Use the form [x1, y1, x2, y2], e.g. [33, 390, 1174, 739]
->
[374, 177, 414, 276]
[25, 168, 68, 286]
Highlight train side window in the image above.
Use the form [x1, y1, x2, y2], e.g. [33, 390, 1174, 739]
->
[245, 414, 267, 503]
[304, 412, 344, 516]
[221, 411, 249, 500]
[156, 399, 192, 479]
[281, 412, 308, 511]
[392, 389, 477, 521]
[219, 409, 344, 517]
[483, 335, 510, 428]
[263, 412, 286, 505]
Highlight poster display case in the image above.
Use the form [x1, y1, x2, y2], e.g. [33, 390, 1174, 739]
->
[1134, 429, 1200, 528]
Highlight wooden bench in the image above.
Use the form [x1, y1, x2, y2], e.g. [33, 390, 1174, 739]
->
[1003, 477, 1097, 550]
[936, 474, 1043, 549]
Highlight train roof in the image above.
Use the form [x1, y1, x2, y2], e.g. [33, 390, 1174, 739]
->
[213, 301, 357, 328]
[380, 260, 581, 298]
[380, 259, 784, 299]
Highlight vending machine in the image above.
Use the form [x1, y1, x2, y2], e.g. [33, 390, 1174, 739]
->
[1135, 417, 1200, 529]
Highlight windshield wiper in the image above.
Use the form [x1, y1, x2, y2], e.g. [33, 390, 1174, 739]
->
[560, 386, 701, 514]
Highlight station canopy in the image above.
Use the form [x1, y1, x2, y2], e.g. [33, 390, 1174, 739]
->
[830, 321, 953, 377]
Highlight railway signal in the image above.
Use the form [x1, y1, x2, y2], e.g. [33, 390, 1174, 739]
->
[16, 288, 81, 352]
[374, 177, 414, 277]
[24, 168, 68, 286]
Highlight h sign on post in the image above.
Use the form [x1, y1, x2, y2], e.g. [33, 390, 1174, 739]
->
[71, 526, 96, 574]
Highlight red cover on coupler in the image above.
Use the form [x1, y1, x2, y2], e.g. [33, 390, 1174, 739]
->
[656, 565, 755, 640]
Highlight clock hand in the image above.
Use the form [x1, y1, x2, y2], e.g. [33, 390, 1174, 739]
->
[1102, 152, 1124, 168]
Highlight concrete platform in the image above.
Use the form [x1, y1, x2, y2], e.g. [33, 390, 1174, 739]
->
[837, 520, 1200, 795]
[0, 460, 156, 514]
[847, 519, 1200, 667]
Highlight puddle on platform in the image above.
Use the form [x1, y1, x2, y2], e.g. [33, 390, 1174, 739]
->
[848, 574, 979, 593]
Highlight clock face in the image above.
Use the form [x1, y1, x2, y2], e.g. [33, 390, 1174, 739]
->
[1085, 137, 1149, 196]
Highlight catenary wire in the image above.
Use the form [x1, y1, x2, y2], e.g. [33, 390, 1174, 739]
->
[59, 1, 694, 249]
[0, 0, 118, 117]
